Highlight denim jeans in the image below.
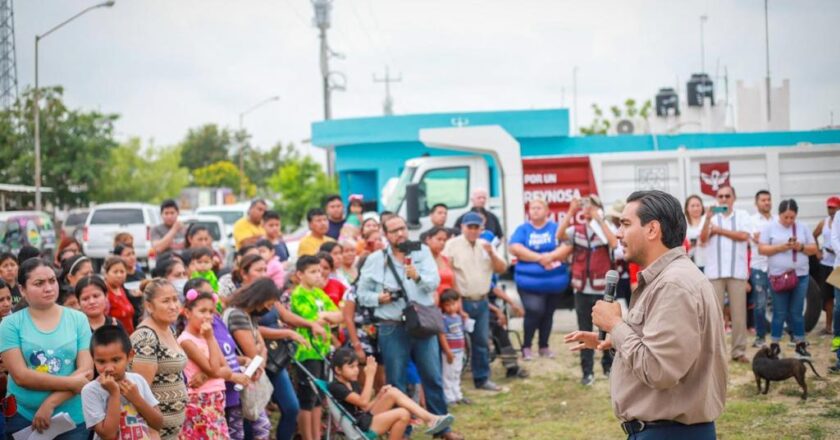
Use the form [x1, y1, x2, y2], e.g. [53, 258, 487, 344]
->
[626, 422, 716, 440]
[750, 269, 770, 340]
[834, 287, 840, 337]
[267, 368, 300, 440]
[377, 323, 448, 422]
[462, 298, 491, 387]
[5, 414, 89, 440]
[770, 275, 808, 342]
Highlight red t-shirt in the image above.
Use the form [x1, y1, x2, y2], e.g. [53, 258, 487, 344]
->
[436, 256, 455, 296]
[108, 287, 135, 334]
[323, 278, 347, 307]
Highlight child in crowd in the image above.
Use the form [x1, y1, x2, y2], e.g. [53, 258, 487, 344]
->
[263, 210, 291, 263]
[291, 255, 344, 440]
[188, 247, 219, 293]
[316, 252, 347, 307]
[103, 256, 136, 334]
[256, 239, 285, 289]
[329, 347, 454, 439]
[75, 276, 123, 332]
[178, 288, 247, 438]
[438, 289, 468, 405]
[82, 325, 164, 439]
[345, 195, 364, 228]
[0, 279, 11, 319]
[57, 288, 81, 310]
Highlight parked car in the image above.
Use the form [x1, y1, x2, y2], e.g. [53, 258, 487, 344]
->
[61, 208, 89, 242]
[0, 211, 57, 260]
[179, 214, 231, 263]
[82, 203, 161, 268]
[195, 203, 250, 252]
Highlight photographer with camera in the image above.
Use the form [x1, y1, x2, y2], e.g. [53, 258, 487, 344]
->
[356, 216, 463, 440]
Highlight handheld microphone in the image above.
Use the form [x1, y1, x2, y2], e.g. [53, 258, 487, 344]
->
[598, 270, 620, 342]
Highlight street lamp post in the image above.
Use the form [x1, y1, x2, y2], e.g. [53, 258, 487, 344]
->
[33, 1, 115, 211]
[238, 95, 280, 199]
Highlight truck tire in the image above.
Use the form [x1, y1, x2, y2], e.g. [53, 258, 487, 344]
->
[804, 276, 822, 333]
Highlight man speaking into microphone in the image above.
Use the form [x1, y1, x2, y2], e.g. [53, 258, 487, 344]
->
[565, 190, 727, 439]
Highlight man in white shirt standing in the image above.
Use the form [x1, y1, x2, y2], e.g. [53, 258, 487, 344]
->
[701, 185, 752, 363]
[750, 190, 774, 347]
[830, 202, 840, 365]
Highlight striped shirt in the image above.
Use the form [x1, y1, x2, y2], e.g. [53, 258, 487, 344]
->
[703, 209, 751, 280]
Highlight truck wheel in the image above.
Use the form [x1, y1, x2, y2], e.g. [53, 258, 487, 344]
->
[804, 276, 822, 333]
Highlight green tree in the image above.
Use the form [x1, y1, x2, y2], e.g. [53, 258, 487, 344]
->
[267, 153, 337, 231]
[242, 141, 298, 188]
[179, 124, 234, 170]
[580, 98, 653, 136]
[1, 86, 119, 206]
[91, 138, 190, 203]
[192, 160, 256, 197]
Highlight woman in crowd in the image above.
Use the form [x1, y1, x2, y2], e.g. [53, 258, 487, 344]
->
[337, 240, 359, 284]
[0, 253, 20, 305]
[130, 278, 188, 440]
[74, 275, 122, 332]
[0, 279, 12, 319]
[57, 255, 94, 310]
[422, 226, 455, 298]
[54, 237, 83, 268]
[758, 199, 818, 359]
[684, 194, 707, 270]
[319, 242, 347, 284]
[0, 258, 93, 439]
[508, 198, 571, 361]
[219, 253, 266, 303]
[226, 279, 290, 440]
[114, 243, 145, 283]
[185, 224, 224, 273]
[152, 256, 189, 295]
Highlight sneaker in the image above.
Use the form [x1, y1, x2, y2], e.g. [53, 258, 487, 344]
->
[794, 342, 812, 360]
[425, 414, 455, 436]
[829, 366, 840, 375]
[506, 366, 530, 379]
[581, 373, 595, 386]
[476, 380, 506, 392]
[752, 338, 766, 348]
[457, 397, 473, 405]
[831, 336, 840, 352]
[538, 348, 556, 359]
[522, 347, 534, 361]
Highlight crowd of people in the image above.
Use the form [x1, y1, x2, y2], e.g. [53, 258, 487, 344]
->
[0, 183, 837, 440]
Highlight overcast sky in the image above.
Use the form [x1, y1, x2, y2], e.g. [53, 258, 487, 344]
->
[15, 0, 840, 164]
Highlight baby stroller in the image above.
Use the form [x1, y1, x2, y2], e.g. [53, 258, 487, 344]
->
[291, 354, 378, 440]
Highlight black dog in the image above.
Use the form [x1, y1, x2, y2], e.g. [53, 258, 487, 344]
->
[752, 346, 822, 400]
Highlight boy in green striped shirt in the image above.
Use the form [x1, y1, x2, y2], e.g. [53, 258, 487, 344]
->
[291, 255, 343, 440]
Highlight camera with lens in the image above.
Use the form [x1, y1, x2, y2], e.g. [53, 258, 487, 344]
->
[384, 288, 406, 301]
[397, 240, 422, 254]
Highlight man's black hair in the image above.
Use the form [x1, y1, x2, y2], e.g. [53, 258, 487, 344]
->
[160, 199, 179, 213]
[626, 190, 686, 249]
[755, 190, 771, 201]
[249, 199, 268, 209]
[263, 210, 281, 222]
[430, 203, 448, 213]
[296, 255, 321, 272]
[323, 194, 342, 207]
[307, 208, 326, 223]
[91, 325, 132, 355]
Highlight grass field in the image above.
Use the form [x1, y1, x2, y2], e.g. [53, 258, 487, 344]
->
[448, 330, 840, 439]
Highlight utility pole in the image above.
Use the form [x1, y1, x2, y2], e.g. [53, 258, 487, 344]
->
[764, 0, 771, 121]
[312, 0, 344, 177]
[373, 66, 401, 116]
[0, 0, 18, 109]
[700, 15, 708, 74]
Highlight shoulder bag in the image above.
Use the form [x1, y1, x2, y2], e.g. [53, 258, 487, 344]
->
[385, 254, 445, 338]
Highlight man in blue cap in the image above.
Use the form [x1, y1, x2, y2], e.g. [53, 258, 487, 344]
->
[443, 211, 509, 392]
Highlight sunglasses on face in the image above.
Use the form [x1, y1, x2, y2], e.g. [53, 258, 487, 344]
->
[717, 194, 732, 199]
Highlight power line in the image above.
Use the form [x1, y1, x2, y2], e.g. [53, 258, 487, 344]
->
[373, 65, 400, 115]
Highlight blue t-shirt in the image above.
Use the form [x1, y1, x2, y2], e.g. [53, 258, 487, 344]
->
[0, 307, 92, 424]
[508, 221, 569, 294]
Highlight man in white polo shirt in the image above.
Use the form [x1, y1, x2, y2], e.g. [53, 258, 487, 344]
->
[701, 185, 752, 363]
[750, 190, 774, 347]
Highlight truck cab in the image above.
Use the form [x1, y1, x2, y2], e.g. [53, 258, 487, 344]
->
[382, 155, 500, 236]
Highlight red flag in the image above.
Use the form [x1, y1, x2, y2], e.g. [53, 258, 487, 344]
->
[699, 162, 730, 196]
